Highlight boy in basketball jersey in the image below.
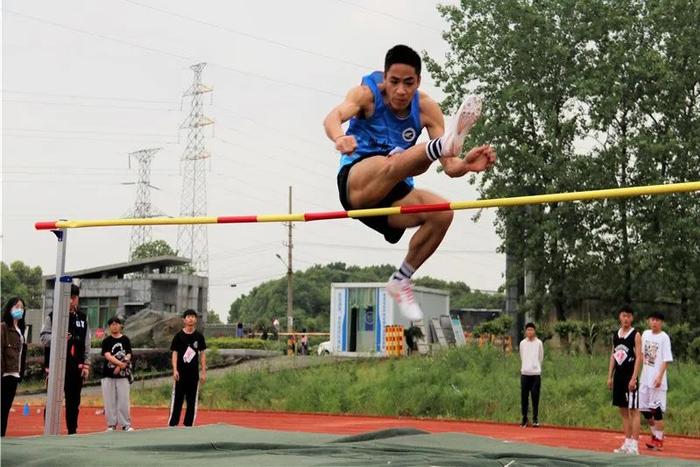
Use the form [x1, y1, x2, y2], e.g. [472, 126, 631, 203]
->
[324, 44, 496, 321]
[607, 306, 642, 455]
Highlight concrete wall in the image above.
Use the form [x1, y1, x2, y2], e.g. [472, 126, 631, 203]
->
[43, 273, 208, 321]
[24, 309, 43, 344]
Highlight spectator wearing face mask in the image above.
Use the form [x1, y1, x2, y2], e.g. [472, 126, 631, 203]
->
[1, 297, 28, 437]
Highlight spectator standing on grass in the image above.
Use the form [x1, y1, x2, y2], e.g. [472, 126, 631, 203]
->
[640, 312, 673, 452]
[608, 306, 641, 455]
[40, 284, 90, 435]
[168, 309, 207, 427]
[101, 317, 134, 432]
[519, 322, 543, 428]
[1, 297, 28, 437]
[300, 329, 309, 355]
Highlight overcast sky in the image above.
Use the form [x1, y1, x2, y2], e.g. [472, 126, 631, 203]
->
[1, 0, 504, 320]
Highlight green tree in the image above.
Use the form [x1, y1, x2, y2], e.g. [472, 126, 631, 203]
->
[131, 240, 177, 259]
[1, 261, 43, 309]
[206, 311, 222, 324]
[131, 240, 195, 274]
[426, 0, 699, 323]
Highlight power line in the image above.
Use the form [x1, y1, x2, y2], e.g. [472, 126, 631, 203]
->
[2, 89, 177, 104]
[2, 98, 179, 112]
[120, 0, 370, 70]
[4, 9, 343, 98]
[335, 0, 442, 32]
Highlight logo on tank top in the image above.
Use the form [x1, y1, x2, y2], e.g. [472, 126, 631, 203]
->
[402, 127, 416, 142]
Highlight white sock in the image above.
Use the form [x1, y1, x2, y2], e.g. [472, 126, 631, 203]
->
[630, 439, 638, 449]
[624, 438, 631, 446]
[656, 431, 663, 440]
[392, 261, 416, 281]
[651, 427, 660, 438]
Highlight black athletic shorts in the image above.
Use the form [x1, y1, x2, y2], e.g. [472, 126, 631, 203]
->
[612, 371, 639, 409]
[337, 155, 413, 244]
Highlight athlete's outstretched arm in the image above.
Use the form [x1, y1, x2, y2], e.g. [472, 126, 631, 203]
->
[323, 86, 371, 154]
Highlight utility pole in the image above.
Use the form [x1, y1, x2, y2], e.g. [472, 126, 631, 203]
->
[286, 186, 293, 333]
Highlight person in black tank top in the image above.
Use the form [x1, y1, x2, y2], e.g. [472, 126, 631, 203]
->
[607, 306, 642, 455]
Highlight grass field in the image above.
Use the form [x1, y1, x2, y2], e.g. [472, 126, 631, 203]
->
[132, 346, 700, 436]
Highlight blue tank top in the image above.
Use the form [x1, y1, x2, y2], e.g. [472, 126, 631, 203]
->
[338, 71, 422, 187]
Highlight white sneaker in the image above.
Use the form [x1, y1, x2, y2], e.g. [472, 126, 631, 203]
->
[123, 426, 135, 432]
[613, 442, 629, 453]
[106, 426, 116, 432]
[386, 277, 423, 321]
[440, 95, 482, 157]
[627, 445, 639, 455]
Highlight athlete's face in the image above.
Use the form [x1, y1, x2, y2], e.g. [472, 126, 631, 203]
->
[619, 311, 633, 328]
[525, 327, 536, 339]
[384, 64, 420, 112]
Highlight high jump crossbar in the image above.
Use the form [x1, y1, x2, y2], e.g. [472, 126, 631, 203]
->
[35, 181, 700, 230]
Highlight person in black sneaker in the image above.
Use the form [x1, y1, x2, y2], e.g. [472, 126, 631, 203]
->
[168, 309, 206, 427]
[519, 323, 543, 427]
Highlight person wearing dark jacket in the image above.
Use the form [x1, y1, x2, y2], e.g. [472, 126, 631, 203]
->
[1, 297, 28, 437]
[40, 284, 91, 434]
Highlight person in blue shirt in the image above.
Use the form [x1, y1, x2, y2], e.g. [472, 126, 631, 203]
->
[323, 44, 496, 320]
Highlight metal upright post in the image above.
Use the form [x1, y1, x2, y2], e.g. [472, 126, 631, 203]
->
[44, 229, 71, 436]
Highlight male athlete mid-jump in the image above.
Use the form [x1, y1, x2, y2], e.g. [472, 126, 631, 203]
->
[324, 44, 496, 319]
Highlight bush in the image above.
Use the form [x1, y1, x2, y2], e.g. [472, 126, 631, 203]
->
[689, 336, 700, 362]
[666, 323, 699, 361]
[474, 314, 513, 337]
[207, 337, 285, 351]
[554, 320, 581, 351]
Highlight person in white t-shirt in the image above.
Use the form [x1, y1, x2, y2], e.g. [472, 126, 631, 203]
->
[639, 312, 673, 451]
[519, 322, 544, 428]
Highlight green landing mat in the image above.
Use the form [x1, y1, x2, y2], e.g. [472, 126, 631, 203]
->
[1, 425, 693, 466]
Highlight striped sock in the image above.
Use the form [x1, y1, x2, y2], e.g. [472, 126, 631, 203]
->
[426, 138, 443, 161]
[392, 261, 416, 281]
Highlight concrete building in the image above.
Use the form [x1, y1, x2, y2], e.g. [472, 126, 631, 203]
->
[42, 256, 208, 335]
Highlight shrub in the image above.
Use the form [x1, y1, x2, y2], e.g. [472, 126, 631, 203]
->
[474, 314, 513, 337]
[666, 323, 699, 361]
[554, 320, 582, 352]
[207, 337, 285, 351]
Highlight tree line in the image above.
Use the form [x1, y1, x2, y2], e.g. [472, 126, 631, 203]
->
[425, 0, 699, 323]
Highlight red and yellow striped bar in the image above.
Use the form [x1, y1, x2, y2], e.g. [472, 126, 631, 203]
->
[35, 181, 700, 230]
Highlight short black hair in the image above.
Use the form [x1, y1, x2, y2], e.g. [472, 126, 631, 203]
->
[648, 311, 665, 321]
[525, 322, 536, 330]
[70, 284, 80, 297]
[385, 44, 421, 75]
[182, 309, 198, 318]
[107, 316, 122, 326]
[619, 306, 634, 315]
